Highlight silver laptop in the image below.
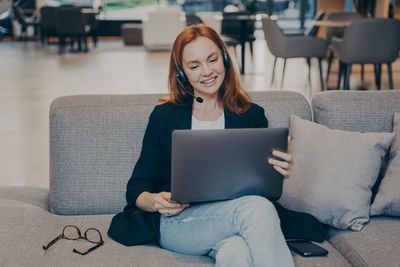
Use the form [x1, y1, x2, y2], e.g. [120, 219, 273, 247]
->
[171, 128, 288, 203]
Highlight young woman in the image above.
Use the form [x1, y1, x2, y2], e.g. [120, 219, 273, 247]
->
[108, 24, 295, 267]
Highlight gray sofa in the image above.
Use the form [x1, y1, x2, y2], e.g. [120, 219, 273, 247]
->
[1, 90, 400, 266]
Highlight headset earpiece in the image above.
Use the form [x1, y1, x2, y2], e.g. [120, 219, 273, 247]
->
[220, 40, 231, 69]
[173, 52, 190, 89]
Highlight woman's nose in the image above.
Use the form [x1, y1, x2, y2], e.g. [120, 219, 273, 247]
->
[201, 64, 213, 76]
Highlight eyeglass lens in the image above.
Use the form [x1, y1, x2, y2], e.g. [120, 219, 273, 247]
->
[63, 225, 81, 240]
[85, 228, 102, 243]
[43, 225, 103, 255]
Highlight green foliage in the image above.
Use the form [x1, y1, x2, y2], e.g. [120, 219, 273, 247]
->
[104, 0, 157, 10]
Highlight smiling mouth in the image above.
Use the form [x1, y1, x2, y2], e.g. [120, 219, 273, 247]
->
[201, 76, 218, 85]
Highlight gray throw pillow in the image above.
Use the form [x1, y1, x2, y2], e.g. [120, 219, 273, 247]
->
[371, 113, 400, 216]
[278, 115, 393, 231]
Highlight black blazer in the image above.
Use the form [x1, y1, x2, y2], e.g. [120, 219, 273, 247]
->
[108, 100, 326, 246]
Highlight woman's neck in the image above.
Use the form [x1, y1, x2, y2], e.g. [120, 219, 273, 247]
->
[192, 97, 223, 121]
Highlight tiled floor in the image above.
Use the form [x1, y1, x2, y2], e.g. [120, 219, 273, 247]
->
[0, 37, 398, 188]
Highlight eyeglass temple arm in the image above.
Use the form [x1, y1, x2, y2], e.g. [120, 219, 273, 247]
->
[72, 241, 104, 256]
[42, 235, 63, 250]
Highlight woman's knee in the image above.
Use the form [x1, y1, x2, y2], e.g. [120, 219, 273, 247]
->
[212, 236, 252, 267]
[235, 196, 280, 224]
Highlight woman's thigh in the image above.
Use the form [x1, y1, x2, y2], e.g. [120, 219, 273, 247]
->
[159, 195, 274, 256]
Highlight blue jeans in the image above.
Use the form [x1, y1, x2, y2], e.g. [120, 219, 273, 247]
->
[159, 196, 294, 267]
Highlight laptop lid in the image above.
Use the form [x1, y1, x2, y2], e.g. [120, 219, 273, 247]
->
[171, 128, 288, 203]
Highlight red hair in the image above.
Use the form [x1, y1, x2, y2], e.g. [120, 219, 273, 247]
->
[161, 24, 252, 115]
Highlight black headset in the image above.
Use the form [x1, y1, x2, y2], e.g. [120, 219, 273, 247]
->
[172, 38, 231, 92]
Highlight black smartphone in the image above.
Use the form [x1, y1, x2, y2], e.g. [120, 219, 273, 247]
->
[287, 240, 328, 257]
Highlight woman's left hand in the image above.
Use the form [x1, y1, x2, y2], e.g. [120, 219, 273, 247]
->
[268, 136, 293, 179]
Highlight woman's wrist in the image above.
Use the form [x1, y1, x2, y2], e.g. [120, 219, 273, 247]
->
[136, 192, 157, 212]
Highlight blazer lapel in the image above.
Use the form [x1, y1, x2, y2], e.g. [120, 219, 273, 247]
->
[172, 100, 192, 130]
[224, 107, 244, 129]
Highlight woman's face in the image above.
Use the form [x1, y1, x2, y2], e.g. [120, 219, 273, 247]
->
[181, 36, 226, 100]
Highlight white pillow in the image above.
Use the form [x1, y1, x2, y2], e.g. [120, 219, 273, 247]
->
[371, 113, 400, 216]
[278, 115, 393, 231]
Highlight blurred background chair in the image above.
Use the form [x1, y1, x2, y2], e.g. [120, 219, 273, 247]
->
[261, 16, 327, 90]
[196, 11, 221, 33]
[83, 8, 99, 48]
[12, 1, 39, 41]
[142, 6, 186, 51]
[0, 25, 8, 41]
[39, 6, 58, 46]
[221, 11, 255, 74]
[331, 18, 400, 90]
[324, 12, 364, 85]
[56, 7, 91, 53]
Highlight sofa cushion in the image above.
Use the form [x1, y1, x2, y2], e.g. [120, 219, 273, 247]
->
[0, 186, 49, 210]
[328, 217, 400, 267]
[292, 242, 351, 267]
[49, 92, 312, 215]
[0, 188, 351, 266]
[0, 197, 213, 266]
[371, 112, 400, 216]
[278, 115, 393, 230]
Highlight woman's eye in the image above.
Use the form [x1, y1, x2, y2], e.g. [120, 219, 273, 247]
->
[190, 65, 199, 70]
[209, 58, 217, 63]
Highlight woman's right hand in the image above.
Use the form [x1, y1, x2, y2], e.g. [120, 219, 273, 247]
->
[136, 191, 190, 216]
[152, 192, 190, 216]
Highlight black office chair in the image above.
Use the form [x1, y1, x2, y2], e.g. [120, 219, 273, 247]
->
[83, 9, 99, 48]
[221, 11, 256, 72]
[39, 6, 58, 46]
[56, 7, 91, 53]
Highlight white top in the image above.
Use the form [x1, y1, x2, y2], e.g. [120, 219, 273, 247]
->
[191, 113, 225, 130]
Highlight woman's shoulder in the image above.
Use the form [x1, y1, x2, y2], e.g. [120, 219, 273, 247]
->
[152, 101, 189, 114]
[148, 101, 191, 124]
[246, 102, 265, 115]
[242, 102, 268, 128]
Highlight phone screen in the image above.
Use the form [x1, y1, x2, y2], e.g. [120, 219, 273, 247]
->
[287, 241, 328, 257]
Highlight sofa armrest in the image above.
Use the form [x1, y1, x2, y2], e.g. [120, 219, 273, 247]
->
[0, 186, 49, 210]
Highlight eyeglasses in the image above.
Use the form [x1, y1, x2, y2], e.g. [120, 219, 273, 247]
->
[42, 225, 104, 255]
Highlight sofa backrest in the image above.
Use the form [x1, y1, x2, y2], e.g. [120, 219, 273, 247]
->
[49, 91, 311, 215]
[312, 91, 400, 133]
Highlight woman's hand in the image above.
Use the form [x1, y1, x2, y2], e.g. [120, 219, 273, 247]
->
[268, 136, 293, 179]
[152, 192, 190, 217]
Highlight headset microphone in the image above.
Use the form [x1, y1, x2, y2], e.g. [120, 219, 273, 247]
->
[175, 76, 204, 103]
